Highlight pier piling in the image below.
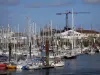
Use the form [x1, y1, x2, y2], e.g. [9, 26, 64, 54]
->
[45, 40, 49, 66]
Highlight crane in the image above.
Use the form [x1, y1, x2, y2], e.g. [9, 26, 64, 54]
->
[56, 11, 90, 31]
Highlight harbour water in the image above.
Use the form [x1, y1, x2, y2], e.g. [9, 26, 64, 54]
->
[2, 53, 100, 75]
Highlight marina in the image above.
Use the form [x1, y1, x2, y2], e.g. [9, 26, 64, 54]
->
[0, 20, 100, 74]
[0, 0, 100, 75]
[0, 53, 100, 75]
[0, 10, 99, 71]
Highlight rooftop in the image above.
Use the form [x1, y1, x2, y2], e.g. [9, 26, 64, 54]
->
[76, 29, 99, 34]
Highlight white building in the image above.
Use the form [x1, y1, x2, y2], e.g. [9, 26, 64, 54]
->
[59, 30, 84, 39]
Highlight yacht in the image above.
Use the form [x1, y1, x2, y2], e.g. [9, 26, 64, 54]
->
[51, 57, 64, 67]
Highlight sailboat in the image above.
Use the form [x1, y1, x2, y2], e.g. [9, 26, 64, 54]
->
[51, 57, 64, 67]
[63, 9, 77, 59]
[6, 42, 16, 69]
[50, 21, 64, 67]
[21, 22, 42, 70]
[5, 25, 17, 70]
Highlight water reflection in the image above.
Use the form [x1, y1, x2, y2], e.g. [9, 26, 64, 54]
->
[39, 69, 50, 75]
[7, 69, 16, 72]
[71, 59, 77, 70]
[45, 69, 49, 75]
[7, 72, 12, 75]
[65, 59, 77, 70]
[0, 71, 12, 75]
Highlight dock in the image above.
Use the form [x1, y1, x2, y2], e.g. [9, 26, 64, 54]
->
[33, 65, 54, 70]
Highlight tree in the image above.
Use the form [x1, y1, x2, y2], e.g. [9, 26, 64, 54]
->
[82, 38, 89, 47]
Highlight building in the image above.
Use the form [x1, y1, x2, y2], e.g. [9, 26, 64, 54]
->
[76, 29, 100, 37]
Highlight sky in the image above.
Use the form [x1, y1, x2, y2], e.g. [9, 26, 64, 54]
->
[0, 0, 100, 32]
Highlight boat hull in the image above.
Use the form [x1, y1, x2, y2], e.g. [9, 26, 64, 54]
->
[63, 56, 77, 59]
[53, 62, 64, 67]
[7, 65, 16, 69]
[0, 64, 6, 70]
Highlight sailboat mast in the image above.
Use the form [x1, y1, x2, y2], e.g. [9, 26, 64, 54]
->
[50, 20, 53, 51]
[42, 28, 44, 45]
[18, 24, 19, 50]
[80, 24, 83, 53]
[32, 22, 34, 45]
[43, 27, 45, 45]
[35, 23, 36, 46]
[14, 26, 17, 63]
[29, 23, 32, 59]
[72, 8, 74, 49]
[51, 20, 52, 38]
[32, 22, 35, 45]
[2, 26, 4, 49]
[7, 24, 10, 51]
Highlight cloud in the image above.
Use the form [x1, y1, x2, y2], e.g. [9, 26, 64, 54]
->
[84, 0, 100, 4]
[0, 0, 20, 6]
[26, 1, 71, 8]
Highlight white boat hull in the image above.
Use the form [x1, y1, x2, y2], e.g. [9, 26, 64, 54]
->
[51, 61, 64, 67]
